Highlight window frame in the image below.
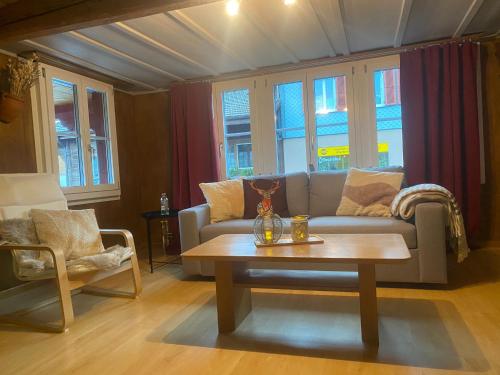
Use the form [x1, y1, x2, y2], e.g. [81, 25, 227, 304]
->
[364, 55, 401, 167]
[259, 70, 310, 175]
[31, 64, 120, 205]
[212, 54, 402, 178]
[213, 78, 259, 179]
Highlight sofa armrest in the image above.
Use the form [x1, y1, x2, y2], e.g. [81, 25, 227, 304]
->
[179, 204, 210, 252]
[414, 202, 447, 283]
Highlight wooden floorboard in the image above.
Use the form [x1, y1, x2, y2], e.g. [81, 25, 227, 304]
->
[0, 248, 500, 375]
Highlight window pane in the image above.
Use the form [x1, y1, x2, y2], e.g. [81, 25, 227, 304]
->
[90, 139, 113, 185]
[222, 89, 254, 178]
[52, 78, 84, 187]
[373, 68, 403, 167]
[87, 88, 109, 137]
[87, 88, 114, 185]
[273, 81, 307, 174]
[313, 76, 350, 171]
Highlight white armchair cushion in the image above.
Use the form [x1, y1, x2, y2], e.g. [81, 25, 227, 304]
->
[31, 209, 105, 267]
[0, 173, 67, 220]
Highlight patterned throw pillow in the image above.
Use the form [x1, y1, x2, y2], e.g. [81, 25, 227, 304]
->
[31, 209, 105, 264]
[242, 177, 289, 219]
[336, 168, 404, 217]
[199, 179, 244, 223]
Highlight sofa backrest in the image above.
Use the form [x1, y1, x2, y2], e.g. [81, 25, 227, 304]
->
[284, 172, 309, 216]
[309, 170, 347, 216]
[249, 167, 404, 217]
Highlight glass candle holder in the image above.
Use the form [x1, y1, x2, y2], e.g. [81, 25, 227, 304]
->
[291, 215, 309, 242]
[253, 213, 283, 244]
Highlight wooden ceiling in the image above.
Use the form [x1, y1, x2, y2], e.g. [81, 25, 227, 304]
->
[1, 0, 499, 92]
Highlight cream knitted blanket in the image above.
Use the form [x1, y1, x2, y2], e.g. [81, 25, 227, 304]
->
[390, 184, 470, 262]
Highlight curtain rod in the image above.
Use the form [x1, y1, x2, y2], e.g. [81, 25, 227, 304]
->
[175, 32, 491, 87]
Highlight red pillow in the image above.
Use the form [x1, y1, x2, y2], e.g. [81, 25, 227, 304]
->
[242, 177, 289, 219]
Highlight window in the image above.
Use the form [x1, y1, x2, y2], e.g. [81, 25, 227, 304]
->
[273, 80, 307, 174]
[52, 79, 85, 187]
[371, 67, 403, 167]
[218, 86, 254, 178]
[87, 88, 114, 185]
[312, 74, 350, 171]
[32, 64, 120, 204]
[213, 55, 402, 177]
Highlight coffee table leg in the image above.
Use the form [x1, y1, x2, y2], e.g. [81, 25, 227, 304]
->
[215, 261, 252, 333]
[358, 263, 379, 346]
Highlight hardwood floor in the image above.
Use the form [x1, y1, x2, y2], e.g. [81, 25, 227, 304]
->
[1, 248, 500, 375]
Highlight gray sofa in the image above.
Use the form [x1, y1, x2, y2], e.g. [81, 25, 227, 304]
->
[179, 170, 447, 283]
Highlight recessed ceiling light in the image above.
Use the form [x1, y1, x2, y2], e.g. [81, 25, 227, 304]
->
[226, 0, 240, 16]
[284, 0, 296, 5]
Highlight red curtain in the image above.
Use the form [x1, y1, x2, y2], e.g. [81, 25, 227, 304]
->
[171, 82, 219, 209]
[400, 42, 480, 236]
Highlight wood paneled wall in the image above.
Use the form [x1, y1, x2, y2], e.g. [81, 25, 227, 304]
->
[478, 40, 500, 246]
[0, 54, 37, 173]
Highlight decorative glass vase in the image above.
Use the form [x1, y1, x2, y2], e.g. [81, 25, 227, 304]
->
[253, 213, 283, 244]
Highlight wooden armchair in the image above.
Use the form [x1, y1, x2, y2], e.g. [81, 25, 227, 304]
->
[0, 174, 142, 332]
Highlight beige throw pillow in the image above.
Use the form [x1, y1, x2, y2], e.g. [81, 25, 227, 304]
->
[30, 209, 105, 264]
[199, 179, 244, 223]
[336, 168, 404, 217]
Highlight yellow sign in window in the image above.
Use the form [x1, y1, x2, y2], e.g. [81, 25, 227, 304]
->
[318, 143, 388, 157]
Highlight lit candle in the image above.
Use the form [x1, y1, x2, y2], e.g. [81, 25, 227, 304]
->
[264, 229, 273, 243]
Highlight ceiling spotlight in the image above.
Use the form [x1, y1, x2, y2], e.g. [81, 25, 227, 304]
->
[226, 0, 240, 16]
[284, 0, 296, 5]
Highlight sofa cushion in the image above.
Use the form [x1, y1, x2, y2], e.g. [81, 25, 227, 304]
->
[200, 219, 292, 243]
[336, 168, 404, 217]
[309, 216, 416, 248]
[199, 179, 244, 223]
[200, 216, 416, 249]
[309, 171, 347, 216]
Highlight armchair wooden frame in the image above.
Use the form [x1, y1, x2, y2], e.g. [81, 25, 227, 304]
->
[0, 229, 142, 333]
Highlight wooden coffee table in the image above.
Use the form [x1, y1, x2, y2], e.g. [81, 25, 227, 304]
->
[182, 233, 410, 346]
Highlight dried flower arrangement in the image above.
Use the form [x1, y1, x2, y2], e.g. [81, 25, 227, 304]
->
[4, 53, 40, 99]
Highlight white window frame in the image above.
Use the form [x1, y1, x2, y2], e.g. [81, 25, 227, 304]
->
[212, 54, 401, 177]
[259, 70, 310, 175]
[31, 63, 120, 205]
[213, 78, 260, 179]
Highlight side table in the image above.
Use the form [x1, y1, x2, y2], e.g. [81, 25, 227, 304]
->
[141, 209, 180, 273]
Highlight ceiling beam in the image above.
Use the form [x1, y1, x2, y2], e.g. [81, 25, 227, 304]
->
[167, 11, 256, 70]
[307, 0, 349, 56]
[305, 0, 337, 57]
[0, 0, 219, 45]
[453, 0, 484, 38]
[68, 31, 184, 81]
[240, 2, 300, 64]
[393, 0, 414, 47]
[112, 22, 218, 75]
[21, 40, 159, 90]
